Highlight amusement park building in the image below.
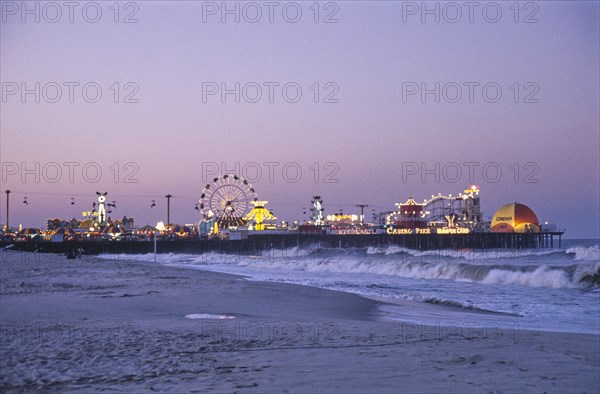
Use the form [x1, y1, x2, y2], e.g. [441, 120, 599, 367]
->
[490, 202, 541, 233]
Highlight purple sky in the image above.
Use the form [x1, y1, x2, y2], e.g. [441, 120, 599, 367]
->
[1, 1, 599, 238]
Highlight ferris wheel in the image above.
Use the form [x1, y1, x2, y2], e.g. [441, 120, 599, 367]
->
[199, 174, 258, 228]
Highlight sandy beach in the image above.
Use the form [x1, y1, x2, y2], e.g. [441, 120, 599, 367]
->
[1, 250, 598, 393]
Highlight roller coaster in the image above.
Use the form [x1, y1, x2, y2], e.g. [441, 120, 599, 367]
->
[386, 185, 483, 231]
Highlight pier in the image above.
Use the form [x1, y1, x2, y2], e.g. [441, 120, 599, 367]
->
[1, 231, 564, 256]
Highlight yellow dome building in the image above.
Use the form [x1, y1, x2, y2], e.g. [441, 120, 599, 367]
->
[491, 202, 541, 233]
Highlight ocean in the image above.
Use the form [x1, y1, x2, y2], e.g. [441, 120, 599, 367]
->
[100, 239, 600, 335]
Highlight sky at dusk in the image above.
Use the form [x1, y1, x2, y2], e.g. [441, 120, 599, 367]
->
[1, 1, 599, 238]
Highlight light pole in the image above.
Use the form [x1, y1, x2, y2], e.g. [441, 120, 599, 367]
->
[165, 194, 172, 228]
[4, 190, 10, 233]
[356, 204, 369, 224]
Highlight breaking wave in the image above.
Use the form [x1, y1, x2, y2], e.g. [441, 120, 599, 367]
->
[421, 296, 522, 316]
[100, 248, 600, 289]
[306, 258, 599, 289]
[565, 245, 600, 261]
[367, 245, 566, 260]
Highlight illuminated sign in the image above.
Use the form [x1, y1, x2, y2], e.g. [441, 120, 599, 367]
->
[495, 216, 512, 221]
[436, 227, 470, 234]
[386, 228, 431, 235]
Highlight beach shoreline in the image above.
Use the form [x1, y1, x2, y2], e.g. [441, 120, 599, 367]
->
[1, 250, 599, 393]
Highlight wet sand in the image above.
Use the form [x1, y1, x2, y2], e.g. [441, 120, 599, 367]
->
[1, 250, 598, 393]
